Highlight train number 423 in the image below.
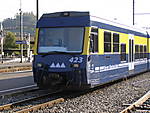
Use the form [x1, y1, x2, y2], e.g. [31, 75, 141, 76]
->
[69, 57, 83, 63]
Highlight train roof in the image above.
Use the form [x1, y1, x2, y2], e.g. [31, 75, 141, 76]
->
[41, 11, 89, 18]
[37, 11, 148, 37]
[90, 15, 147, 36]
[37, 11, 90, 28]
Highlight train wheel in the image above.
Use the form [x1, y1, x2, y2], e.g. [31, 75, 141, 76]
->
[37, 75, 48, 89]
[42, 75, 47, 85]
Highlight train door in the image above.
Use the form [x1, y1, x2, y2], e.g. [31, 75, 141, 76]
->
[128, 34, 134, 71]
[89, 27, 98, 53]
[88, 27, 99, 83]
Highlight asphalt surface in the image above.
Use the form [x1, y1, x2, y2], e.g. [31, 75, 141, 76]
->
[0, 71, 35, 93]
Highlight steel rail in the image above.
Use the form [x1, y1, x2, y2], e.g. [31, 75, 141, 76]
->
[16, 98, 64, 113]
[0, 66, 32, 73]
[0, 89, 62, 111]
[120, 90, 150, 113]
[136, 109, 150, 112]
[14, 89, 84, 113]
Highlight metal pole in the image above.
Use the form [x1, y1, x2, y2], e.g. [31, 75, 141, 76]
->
[20, 0, 23, 63]
[27, 33, 30, 62]
[36, 0, 39, 21]
[133, 0, 135, 25]
[0, 22, 4, 63]
[1, 38, 3, 63]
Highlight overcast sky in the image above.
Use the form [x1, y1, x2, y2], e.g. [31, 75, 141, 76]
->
[0, 0, 150, 27]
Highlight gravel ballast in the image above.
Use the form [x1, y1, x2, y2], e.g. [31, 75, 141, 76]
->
[36, 72, 150, 113]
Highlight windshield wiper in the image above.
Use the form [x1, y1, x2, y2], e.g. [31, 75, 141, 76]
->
[42, 51, 70, 57]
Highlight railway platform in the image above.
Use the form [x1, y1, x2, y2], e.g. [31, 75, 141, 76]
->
[0, 62, 32, 69]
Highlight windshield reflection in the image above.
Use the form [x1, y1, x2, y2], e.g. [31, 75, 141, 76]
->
[38, 27, 84, 53]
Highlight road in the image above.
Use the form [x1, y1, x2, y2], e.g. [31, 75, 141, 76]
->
[0, 71, 35, 92]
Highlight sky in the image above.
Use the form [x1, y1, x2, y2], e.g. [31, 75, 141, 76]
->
[0, 0, 150, 27]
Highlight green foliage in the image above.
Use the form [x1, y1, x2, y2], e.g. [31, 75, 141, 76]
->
[4, 32, 18, 49]
[14, 51, 20, 56]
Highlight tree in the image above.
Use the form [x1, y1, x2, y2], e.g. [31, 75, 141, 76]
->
[4, 32, 18, 50]
[3, 12, 36, 36]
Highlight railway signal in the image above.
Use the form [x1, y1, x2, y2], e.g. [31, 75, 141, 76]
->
[16, 33, 32, 62]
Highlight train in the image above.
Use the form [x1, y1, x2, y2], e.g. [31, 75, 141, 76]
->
[32, 11, 150, 90]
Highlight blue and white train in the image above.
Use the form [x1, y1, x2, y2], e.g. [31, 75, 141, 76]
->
[32, 11, 150, 89]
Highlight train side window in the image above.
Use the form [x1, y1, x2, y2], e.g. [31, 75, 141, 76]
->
[113, 33, 119, 52]
[90, 27, 98, 53]
[120, 44, 126, 61]
[135, 45, 139, 59]
[144, 45, 147, 58]
[140, 45, 144, 59]
[104, 31, 111, 52]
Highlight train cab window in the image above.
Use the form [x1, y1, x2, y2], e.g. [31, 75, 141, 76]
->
[113, 33, 119, 52]
[144, 45, 147, 58]
[120, 44, 126, 61]
[90, 27, 98, 53]
[135, 45, 139, 59]
[104, 31, 111, 52]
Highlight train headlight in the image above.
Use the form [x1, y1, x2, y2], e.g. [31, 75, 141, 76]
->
[72, 64, 80, 68]
[37, 63, 43, 68]
[62, 12, 70, 17]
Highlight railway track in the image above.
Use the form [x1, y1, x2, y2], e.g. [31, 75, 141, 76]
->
[0, 84, 91, 113]
[1, 73, 149, 113]
[0, 89, 63, 113]
[120, 90, 150, 113]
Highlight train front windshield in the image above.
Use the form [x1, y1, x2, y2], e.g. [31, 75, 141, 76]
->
[38, 27, 84, 53]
